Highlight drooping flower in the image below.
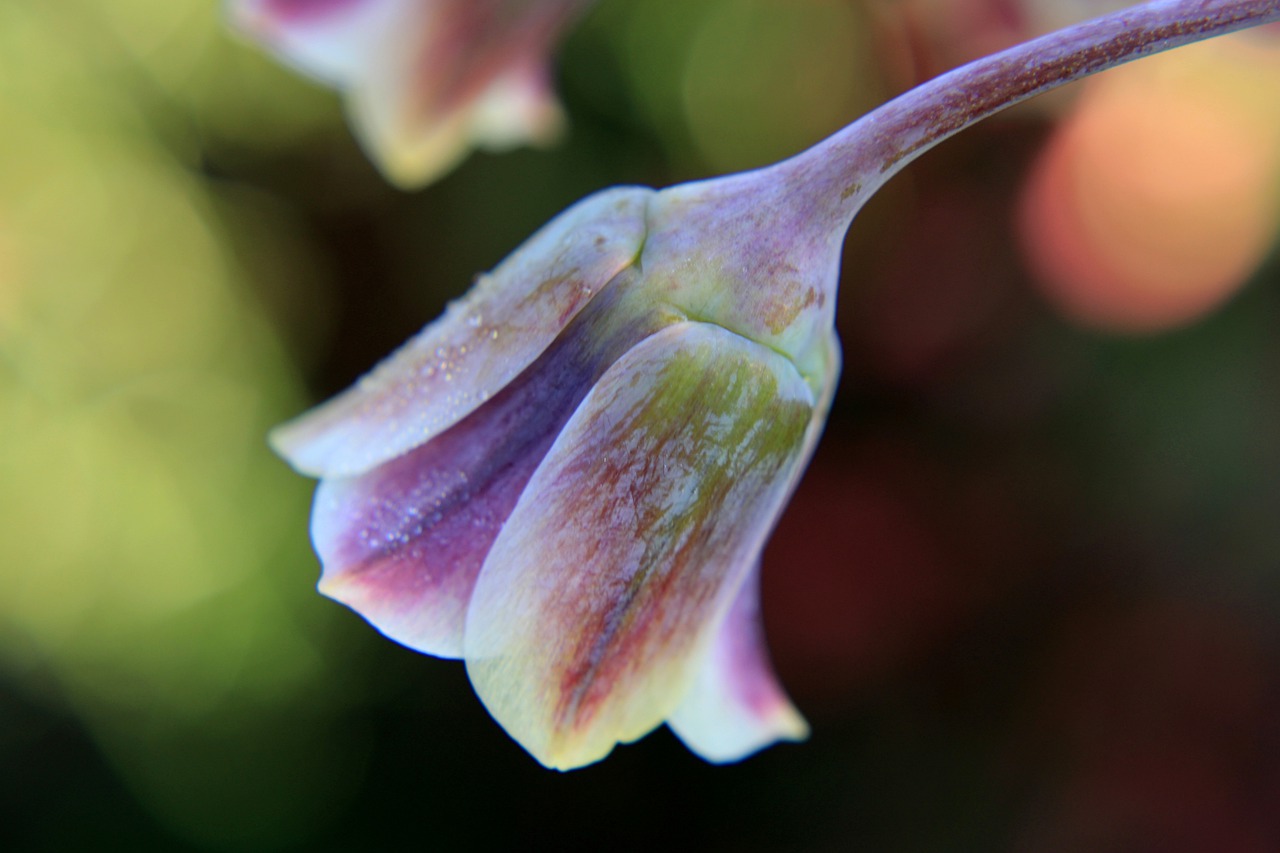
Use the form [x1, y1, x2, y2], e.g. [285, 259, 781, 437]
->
[274, 178, 838, 769]
[271, 0, 1280, 769]
[230, 0, 595, 188]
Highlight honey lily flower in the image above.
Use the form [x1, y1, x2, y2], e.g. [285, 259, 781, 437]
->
[272, 0, 1280, 769]
[275, 183, 835, 768]
[231, 0, 595, 187]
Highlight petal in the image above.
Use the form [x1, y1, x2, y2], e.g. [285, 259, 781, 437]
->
[343, 0, 592, 186]
[464, 322, 816, 770]
[309, 274, 671, 657]
[270, 186, 649, 478]
[666, 336, 836, 763]
[310, 392, 549, 660]
[666, 561, 808, 763]
[467, 62, 564, 153]
[230, 0, 408, 86]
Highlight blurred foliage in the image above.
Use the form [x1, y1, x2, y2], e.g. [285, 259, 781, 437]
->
[2, 0, 1280, 851]
[0, 1, 361, 848]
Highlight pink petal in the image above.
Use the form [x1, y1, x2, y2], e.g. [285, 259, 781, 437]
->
[464, 322, 817, 769]
[666, 561, 808, 763]
[270, 187, 649, 479]
[465, 61, 564, 152]
[310, 274, 668, 657]
[231, 0, 407, 86]
[350, 1, 591, 184]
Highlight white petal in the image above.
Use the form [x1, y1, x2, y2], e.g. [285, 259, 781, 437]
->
[667, 561, 808, 763]
[270, 186, 650, 478]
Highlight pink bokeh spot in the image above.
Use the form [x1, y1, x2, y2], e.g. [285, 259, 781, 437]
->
[260, 0, 367, 23]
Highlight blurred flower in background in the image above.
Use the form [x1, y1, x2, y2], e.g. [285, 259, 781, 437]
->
[872, 2, 1280, 333]
[1019, 34, 1280, 332]
[230, 0, 597, 188]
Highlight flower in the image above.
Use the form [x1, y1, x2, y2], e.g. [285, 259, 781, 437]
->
[272, 176, 839, 769]
[271, 0, 1280, 769]
[230, 0, 595, 188]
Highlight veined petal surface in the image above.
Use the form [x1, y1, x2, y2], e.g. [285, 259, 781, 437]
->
[666, 561, 808, 763]
[271, 187, 649, 478]
[464, 322, 815, 770]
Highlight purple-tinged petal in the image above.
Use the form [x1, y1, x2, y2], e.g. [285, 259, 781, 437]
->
[270, 187, 649, 479]
[310, 273, 676, 657]
[310, 392, 550, 659]
[666, 561, 808, 763]
[464, 322, 816, 770]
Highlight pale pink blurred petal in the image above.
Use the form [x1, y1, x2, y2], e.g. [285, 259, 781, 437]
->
[232, 0, 595, 186]
[353, 1, 590, 185]
[232, 0, 406, 85]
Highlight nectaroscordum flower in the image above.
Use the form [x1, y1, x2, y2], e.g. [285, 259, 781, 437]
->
[274, 182, 836, 769]
[230, 0, 595, 187]
[271, 0, 1280, 769]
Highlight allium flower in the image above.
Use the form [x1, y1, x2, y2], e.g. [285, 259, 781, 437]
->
[272, 0, 1280, 769]
[273, 180, 837, 769]
[231, 0, 595, 187]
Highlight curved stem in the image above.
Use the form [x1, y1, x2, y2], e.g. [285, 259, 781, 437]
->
[779, 0, 1280, 231]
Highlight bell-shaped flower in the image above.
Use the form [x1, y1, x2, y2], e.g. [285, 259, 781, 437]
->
[271, 0, 1280, 769]
[273, 177, 838, 769]
[230, 0, 595, 187]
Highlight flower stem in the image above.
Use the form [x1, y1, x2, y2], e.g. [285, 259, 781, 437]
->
[781, 0, 1280, 229]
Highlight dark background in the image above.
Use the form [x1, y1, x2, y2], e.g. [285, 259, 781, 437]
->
[3, 2, 1279, 850]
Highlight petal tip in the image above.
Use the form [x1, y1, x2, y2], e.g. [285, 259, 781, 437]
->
[266, 412, 332, 477]
[671, 697, 809, 765]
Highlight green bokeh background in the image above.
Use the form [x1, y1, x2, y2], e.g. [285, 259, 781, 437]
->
[3, 1, 1279, 850]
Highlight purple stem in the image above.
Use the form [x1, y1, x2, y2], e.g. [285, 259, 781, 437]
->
[778, 0, 1280, 230]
